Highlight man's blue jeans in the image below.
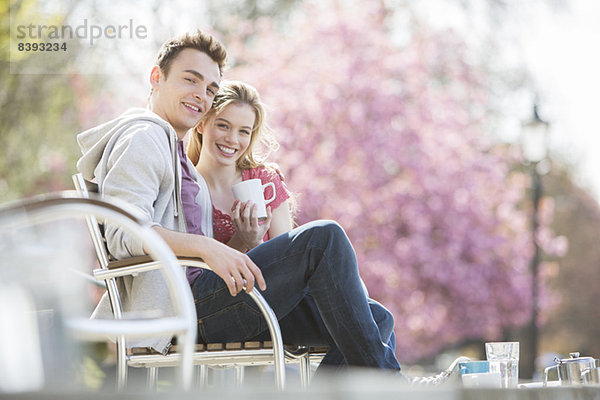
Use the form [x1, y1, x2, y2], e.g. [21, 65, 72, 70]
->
[190, 220, 400, 371]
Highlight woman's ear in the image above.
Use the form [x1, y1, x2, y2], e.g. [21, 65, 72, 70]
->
[195, 120, 205, 135]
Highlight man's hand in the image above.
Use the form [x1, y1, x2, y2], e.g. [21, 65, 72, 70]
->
[151, 226, 266, 296]
[200, 238, 267, 296]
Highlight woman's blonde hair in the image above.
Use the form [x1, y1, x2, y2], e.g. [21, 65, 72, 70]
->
[187, 80, 278, 169]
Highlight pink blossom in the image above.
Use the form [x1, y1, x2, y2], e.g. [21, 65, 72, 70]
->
[224, 1, 557, 362]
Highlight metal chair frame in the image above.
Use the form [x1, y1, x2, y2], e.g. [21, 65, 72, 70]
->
[0, 192, 198, 390]
[72, 174, 318, 390]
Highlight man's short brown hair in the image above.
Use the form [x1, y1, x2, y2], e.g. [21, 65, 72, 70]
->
[155, 30, 227, 77]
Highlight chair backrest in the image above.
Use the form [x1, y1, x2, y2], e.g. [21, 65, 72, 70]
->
[72, 174, 110, 268]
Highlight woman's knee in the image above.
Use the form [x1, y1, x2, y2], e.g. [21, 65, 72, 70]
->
[370, 301, 395, 340]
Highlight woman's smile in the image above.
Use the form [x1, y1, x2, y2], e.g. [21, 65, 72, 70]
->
[217, 143, 237, 156]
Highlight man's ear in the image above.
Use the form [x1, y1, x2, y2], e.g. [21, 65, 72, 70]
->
[149, 66, 161, 89]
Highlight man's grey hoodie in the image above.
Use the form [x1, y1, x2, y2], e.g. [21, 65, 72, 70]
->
[77, 107, 212, 353]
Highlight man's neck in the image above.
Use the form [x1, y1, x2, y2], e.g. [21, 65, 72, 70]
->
[175, 130, 187, 141]
[148, 101, 188, 140]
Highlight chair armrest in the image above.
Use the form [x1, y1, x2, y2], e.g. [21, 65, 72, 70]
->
[107, 255, 208, 270]
[94, 256, 209, 280]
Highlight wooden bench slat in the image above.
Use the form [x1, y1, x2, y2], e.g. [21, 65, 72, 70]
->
[130, 343, 206, 355]
[108, 255, 154, 269]
[225, 342, 243, 350]
[129, 341, 327, 356]
[207, 343, 224, 351]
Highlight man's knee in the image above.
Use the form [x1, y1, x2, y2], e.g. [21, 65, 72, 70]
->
[306, 219, 347, 244]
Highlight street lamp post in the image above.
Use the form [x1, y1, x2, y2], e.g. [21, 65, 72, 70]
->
[521, 103, 550, 380]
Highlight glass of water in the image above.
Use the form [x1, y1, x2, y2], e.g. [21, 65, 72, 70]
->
[485, 342, 519, 388]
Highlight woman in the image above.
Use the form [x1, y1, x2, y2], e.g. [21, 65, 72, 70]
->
[187, 80, 293, 253]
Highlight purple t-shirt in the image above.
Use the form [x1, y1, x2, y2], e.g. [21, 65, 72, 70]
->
[177, 141, 205, 284]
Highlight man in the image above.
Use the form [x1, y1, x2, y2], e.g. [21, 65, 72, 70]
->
[77, 30, 458, 379]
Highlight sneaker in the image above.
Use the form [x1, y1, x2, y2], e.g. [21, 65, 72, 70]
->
[407, 356, 470, 386]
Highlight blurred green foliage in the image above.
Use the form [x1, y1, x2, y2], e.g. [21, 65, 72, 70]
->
[1, 0, 82, 202]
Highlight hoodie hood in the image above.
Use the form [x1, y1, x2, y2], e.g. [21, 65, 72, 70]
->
[77, 107, 176, 180]
[76, 107, 182, 222]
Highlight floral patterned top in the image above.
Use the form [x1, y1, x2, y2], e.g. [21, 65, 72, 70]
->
[213, 166, 291, 244]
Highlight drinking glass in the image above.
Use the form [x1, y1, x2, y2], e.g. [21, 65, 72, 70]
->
[485, 342, 519, 388]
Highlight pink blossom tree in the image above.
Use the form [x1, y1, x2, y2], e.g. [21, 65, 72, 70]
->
[224, 2, 552, 362]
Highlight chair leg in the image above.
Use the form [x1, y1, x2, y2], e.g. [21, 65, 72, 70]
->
[195, 365, 208, 388]
[300, 354, 311, 389]
[234, 366, 245, 386]
[115, 336, 128, 391]
[213, 368, 226, 387]
[147, 367, 158, 391]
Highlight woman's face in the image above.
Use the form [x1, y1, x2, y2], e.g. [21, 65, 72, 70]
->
[200, 102, 255, 167]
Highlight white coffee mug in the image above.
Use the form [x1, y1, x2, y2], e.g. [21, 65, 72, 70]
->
[231, 179, 276, 219]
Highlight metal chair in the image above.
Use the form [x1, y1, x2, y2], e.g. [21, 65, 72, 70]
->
[0, 192, 197, 391]
[72, 174, 318, 390]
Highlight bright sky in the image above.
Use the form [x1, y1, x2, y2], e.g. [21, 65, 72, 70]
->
[524, 1, 600, 200]
[415, 0, 600, 201]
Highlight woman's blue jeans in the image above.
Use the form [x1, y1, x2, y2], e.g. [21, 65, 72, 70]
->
[190, 220, 400, 371]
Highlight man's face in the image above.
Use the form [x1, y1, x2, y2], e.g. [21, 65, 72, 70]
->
[150, 48, 221, 139]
